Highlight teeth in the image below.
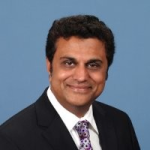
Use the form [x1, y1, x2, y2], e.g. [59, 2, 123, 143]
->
[67, 85, 91, 93]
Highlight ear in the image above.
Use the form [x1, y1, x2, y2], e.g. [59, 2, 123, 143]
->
[46, 58, 51, 74]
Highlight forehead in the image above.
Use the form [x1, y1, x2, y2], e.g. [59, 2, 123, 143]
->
[55, 36, 106, 58]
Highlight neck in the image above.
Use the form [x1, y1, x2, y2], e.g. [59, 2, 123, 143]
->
[67, 105, 91, 118]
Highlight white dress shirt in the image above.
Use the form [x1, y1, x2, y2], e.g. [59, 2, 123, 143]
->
[47, 87, 102, 150]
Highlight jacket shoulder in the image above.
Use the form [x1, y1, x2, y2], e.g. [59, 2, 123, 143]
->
[94, 101, 129, 117]
[93, 101, 133, 127]
[0, 103, 36, 136]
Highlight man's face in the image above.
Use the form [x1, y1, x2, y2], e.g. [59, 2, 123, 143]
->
[46, 36, 108, 116]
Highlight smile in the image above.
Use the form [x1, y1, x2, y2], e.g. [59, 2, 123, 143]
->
[67, 85, 92, 93]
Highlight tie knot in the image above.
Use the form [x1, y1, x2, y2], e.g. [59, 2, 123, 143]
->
[75, 120, 89, 130]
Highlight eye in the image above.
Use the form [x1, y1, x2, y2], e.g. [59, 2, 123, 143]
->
[87, 62, 101, 70]
[63, 60, 75, 67]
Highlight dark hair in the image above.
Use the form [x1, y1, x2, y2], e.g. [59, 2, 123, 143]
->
[46, 15, 115, 68]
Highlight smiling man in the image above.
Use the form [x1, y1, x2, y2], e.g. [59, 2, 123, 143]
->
[0, 15, 140, 150]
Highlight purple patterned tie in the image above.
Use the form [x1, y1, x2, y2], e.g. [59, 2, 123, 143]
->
[74, 120, 93, 150]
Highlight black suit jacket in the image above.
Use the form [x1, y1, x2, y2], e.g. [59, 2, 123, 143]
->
[0, 88, 140, 150]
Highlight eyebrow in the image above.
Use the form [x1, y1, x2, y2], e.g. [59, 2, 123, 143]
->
[60, 56, 76, 61]
[86, 59, 103, 64]
[60, 56, 103, 64]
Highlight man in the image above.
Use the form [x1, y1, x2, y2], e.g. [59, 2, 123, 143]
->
[0, 15, 140, 150]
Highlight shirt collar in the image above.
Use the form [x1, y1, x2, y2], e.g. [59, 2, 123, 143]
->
[47, 87, 99, 134]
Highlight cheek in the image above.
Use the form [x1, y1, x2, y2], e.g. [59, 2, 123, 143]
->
[94, 74, 106, 94]
[51, 69, 72, 84]
[91, 71, 107, 84]
[58, 71, 73, 82]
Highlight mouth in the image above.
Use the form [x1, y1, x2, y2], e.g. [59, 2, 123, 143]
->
[67, 84, 92, 93]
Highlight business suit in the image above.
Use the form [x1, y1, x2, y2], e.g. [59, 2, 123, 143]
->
[0, 88, 140, 150]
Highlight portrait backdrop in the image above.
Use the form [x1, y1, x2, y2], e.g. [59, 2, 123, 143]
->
[0, 0, 149, 150]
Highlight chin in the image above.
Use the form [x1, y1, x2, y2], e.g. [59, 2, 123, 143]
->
[68, 97, 93, 106]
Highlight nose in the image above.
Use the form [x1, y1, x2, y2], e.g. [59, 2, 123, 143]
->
[73, 65, 89, 82]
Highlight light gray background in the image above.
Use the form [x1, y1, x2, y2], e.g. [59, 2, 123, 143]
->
[0, 0, 149, 149]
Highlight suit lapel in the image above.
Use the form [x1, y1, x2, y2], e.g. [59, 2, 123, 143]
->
[35, 89, 78, 150]
[42, 115, 78, 150]
[93, 102, 118, 150]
